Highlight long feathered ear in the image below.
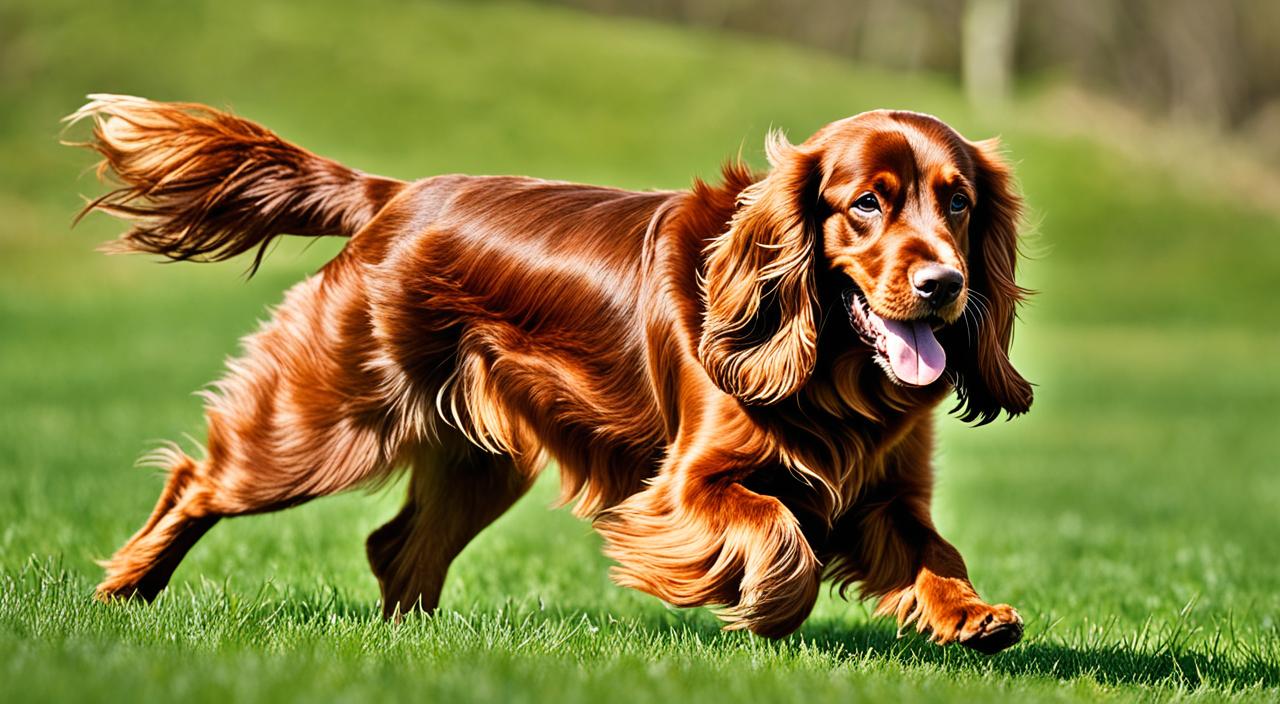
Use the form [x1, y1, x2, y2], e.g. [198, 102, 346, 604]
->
[698, 131, 821, 405]
[946, 138, 1034, 424]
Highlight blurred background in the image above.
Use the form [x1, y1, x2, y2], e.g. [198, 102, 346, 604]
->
[1, 0, 1277, 700]
[562, 0, 1280, 145]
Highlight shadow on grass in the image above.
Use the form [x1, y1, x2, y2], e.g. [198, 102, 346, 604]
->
[799, 617, 1278, 690]
[428, 594, 1278, 691]
[563, 597, 1278, 691]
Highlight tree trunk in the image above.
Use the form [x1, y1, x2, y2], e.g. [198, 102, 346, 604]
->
[962, 0, 1019, 109]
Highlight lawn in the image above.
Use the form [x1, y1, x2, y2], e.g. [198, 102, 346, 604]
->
[2, 0, 1279, 701]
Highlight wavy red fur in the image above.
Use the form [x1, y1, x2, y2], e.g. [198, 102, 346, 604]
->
[71, 96, 1033, 652]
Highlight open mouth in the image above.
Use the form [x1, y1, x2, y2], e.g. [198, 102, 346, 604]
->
[842, 288, 947, 387]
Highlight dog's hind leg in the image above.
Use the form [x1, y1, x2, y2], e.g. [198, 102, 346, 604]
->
[97, 268, 406, 602]
[95, 447, 221, 601]
[96, 415, 398, 603]
[366, 435, 534, 618]
[94, 431, 393, 602]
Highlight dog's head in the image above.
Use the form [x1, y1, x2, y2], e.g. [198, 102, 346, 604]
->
[698, 110, 1032, 423]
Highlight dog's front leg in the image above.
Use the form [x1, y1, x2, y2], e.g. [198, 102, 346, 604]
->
[827, 426, 1024, 654]
[867, 519, 1023, 654]
[595, 443, 821, 639]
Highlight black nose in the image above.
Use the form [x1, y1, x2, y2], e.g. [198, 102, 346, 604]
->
[912, 264, 965, 306]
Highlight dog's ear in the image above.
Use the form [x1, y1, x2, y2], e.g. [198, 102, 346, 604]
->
[947, 138, 1034, 423]
[698, 131, 821, 405]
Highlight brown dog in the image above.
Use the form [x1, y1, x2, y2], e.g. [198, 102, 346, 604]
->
[71, 95, 1032, 653]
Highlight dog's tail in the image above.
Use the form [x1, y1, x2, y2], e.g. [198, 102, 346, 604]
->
[66, 94, 407, 274]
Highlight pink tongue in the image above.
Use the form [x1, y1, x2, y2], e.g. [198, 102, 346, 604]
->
[879, 318, 946, 386]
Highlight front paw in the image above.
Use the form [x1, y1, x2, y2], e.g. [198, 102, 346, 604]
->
[931, 601, 1023, 653]
[886, 590, 1023, 654]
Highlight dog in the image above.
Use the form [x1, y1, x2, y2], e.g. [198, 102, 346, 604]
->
[70, 95, 1033, 654]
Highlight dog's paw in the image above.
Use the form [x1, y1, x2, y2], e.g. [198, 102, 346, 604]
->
[930, 601, 1023, 654]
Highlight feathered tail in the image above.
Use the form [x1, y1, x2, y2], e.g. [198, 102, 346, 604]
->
[66, 94, 406, 273]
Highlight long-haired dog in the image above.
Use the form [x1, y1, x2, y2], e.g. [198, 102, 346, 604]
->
[69, 95, 1033, 653]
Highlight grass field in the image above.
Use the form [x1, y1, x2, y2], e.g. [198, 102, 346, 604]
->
[3, 0, 1280, 701]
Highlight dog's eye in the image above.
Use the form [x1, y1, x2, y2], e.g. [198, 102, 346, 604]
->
[852, 193, 880, 214]
[949, 193, 970, 214]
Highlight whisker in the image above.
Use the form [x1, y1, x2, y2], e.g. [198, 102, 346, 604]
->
[968, 290, 995, 319]
[965, 292, 992, 327]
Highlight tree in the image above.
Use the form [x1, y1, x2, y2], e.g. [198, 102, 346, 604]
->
[962, 0, 1019, 110]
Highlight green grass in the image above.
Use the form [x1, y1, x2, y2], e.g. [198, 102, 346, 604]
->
[3, 0, 1280, 701]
